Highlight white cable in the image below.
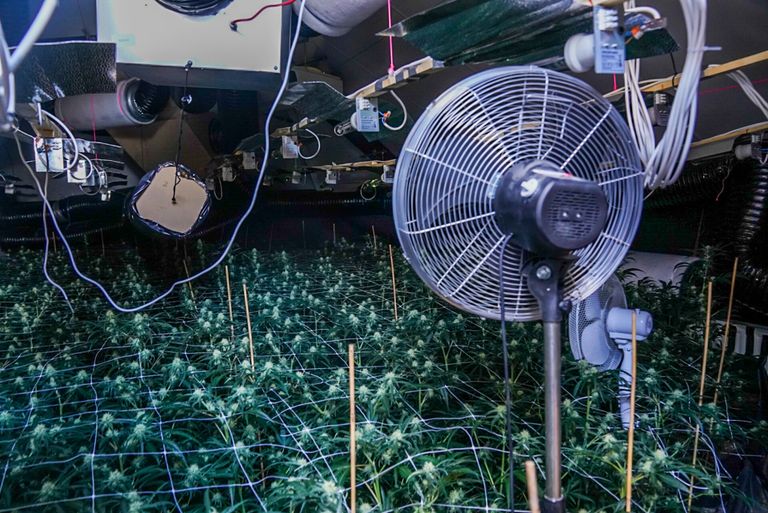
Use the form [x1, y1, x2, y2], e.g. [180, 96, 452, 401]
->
[8, 0, 58, 72]
[20, 0, 309, 313]
[12, 131, 73, 312]
[297, 128, 321, 160]
[381, 91, 408, 131]
[727, 70, 768, 119]
[0, 19, 15, 127]
[39, 109, 80, 171]
[624, 6, 661, 19]
[623, 0, 708, 190]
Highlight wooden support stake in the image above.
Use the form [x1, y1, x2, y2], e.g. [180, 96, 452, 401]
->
[243, 283, 255, 369]
[333, 223, 337, 245]
[182, 259, 195, 301]
[625, 311, 638, 513]
[388, 245, 399, 321]
[349, 343, 357, 513]
[713, 258, 738, 406]
[525, 460, 540, 513]
[687, 280, 714, 509]
[100, 229, 105, 257]
[225, 265, 234, 339]
[371, 225, 377, 251]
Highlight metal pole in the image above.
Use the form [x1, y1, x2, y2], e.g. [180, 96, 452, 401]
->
[542, 321, 564, 511]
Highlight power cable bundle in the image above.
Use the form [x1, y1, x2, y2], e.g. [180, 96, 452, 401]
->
[623, 0, 708, 190]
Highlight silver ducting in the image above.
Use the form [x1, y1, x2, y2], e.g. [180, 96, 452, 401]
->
[296, 0, 388, 37]
[54, 79, 163, 131]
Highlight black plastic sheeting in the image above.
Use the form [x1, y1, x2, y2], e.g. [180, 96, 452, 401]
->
[380, 0, 677, 67]
[14, 42, 117, 103]
[127, 163, 212, 239]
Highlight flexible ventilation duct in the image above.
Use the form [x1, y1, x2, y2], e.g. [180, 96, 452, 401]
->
[295, 0, 387, 37]
[54, 79, 169, 131]
[735, 160, 768, 293]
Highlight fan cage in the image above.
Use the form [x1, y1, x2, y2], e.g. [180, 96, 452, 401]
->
[393, 66, 644, 321]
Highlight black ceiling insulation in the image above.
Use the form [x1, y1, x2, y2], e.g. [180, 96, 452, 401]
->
[154, 0, 233, 16]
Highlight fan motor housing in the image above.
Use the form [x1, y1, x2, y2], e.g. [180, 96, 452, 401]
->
[494, 161, 608, 257]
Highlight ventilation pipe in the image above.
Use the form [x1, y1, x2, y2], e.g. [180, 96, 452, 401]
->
[295, 0, 388, 37]
[53, 79, 169, 131]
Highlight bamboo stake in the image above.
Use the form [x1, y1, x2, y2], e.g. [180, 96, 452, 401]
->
[525, 460, 540, 513]
[388, 245, 399, 321]
[243, 283, 255, 369]
[687, 280, 714, 509]
[625, 311, 638, 513]
[349, 343, 357, 513]
[182, 259, 195, 301]
[100, 229, 105, 257]
[371, 225, 377, 251]
[225, 265, 234, 340]
[333, 223, 337, 245]
[713, 258, 738, 406]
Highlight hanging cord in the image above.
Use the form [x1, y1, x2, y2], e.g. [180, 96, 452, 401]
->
[172, 60, 193, 205]
[498, 235, 515, 512]
[387, 0, 395, 74]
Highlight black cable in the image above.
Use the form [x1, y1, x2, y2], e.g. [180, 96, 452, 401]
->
[498, 235, 515, 512]
[172, 61, 193, 205]
[670, 53, 679, 89]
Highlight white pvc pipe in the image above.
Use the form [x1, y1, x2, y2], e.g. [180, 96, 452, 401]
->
[295, 0, 387, 37]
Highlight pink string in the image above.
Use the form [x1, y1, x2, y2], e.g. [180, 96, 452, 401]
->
[387, 0, 395, 75]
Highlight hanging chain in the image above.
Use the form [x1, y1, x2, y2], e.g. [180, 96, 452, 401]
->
[172, 60, 194, 204]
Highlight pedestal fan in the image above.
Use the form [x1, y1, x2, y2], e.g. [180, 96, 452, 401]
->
[392, 66, 644, 511]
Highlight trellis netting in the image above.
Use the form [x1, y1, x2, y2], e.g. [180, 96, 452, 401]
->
[0, 240, 765, 512]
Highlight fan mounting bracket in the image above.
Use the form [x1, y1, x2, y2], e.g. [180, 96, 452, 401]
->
[525, 259, 571, 322]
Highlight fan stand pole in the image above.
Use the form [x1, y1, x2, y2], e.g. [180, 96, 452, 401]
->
[542, 320, 563, 507]
[526, 260, 567, 513]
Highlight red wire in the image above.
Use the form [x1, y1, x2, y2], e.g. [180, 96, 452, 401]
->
[230, 0, 296, 30]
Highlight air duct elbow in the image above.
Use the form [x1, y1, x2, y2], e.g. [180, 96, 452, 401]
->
[296, 0, 388, 37]
[54, 79, 169, 131]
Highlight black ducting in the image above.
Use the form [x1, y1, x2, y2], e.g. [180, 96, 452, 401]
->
[154, 0, 233, 16]
[133, 81, 170, 118]
[0, 223, 124, 245]
[735, 160, 768, 294]
[645, 157, 733, 209]
[210, 90, 260, 154]
[0, 196, 125, 227]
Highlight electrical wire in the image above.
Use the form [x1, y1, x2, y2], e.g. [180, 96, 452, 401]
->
[230, 0, 296, 31]
[622, 0, 709, 190]
[297, 128, 321, 160]
[727, 69, 768, 120]
[0, 21, 14, 130]
[497, 236, 515, 512]
[39, 109, 80, 171]
[21, 0, 309, 314]
[381, 91, 408, 131]
[12, 131, 73, 313]
[8, 0, 58, 72]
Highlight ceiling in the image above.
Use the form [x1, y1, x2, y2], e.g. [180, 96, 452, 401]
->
[3, 0, 767, 141]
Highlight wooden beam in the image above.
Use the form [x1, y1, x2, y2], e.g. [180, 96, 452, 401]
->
[643, 50, 768, 93]
[690, 121, 768, 148]
[348, 57, 444, 100]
